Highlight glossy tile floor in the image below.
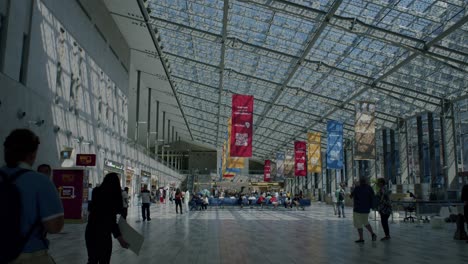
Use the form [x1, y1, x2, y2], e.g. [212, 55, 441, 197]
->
[49, 203, 468, 264]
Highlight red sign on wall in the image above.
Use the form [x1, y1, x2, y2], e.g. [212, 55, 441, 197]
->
[230, 94, 254, 157]
[295, 141, 307, 176]
[53, 169, 87, 221]
[264, 160, 271, 182]
[76, 154, 96, 166]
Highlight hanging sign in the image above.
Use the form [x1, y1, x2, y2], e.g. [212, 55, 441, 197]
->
[327, 121, 344, 169]
[230, 94, 254, 157]
[284, 151, 294, 177]
[76, 154, 96, 166]
[276, 152, 285, 178]
[264, 160, 271, 182]
[294, 141, 307, 176]
[307, 133, 321, 173]
[355, 101, 376, 160]
[227, 118, 245, 168]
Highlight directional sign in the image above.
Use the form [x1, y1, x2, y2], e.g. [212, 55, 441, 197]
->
[58, 186, 76, 199]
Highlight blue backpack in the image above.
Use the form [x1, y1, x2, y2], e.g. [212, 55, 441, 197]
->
[0, 169, 39, 264]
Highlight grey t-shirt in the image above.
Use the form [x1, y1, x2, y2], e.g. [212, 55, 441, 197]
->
[141, 190, 151, 204]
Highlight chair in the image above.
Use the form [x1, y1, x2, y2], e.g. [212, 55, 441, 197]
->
[403, 203, 416, 223]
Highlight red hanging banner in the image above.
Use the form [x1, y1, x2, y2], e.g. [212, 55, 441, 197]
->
[264, 160, 271, 182]
[230, 94, 254, 157]
[295, 141, 307, 176]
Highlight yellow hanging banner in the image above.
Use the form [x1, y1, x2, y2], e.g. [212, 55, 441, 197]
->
[307, 132, 322, 173]
[227, 118, 245, 169]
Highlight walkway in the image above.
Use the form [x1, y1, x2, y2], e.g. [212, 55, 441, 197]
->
[48, 203, 468, 264]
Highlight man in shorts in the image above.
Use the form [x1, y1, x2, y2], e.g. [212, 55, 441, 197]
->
[350, 177, 377, 243]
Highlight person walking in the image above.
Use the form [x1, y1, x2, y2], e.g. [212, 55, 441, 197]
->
[331, 191, 338, 215]
[121, 187, 130, 220]
[0, 129, 64, 264]
[85, 173, 129, 263]
[350, 177, 377, 243]
[140, 186, 151, 221]
[175, 188, 183, 214]
[336, 183, 346, 218]
[377, 178, 392, 241]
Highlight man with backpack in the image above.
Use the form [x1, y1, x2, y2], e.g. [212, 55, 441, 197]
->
[0, 129, 64, 264]
[336, 183, 346, 218]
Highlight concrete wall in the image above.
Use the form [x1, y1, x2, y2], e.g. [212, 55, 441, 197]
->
[188, 151, 217, 172]
[0, 0, 183, 186]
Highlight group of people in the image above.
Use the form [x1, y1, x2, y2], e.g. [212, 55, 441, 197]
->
[234, 192, 304, 210]
[0, 129, 132, 264]
[189, 194, 209, 211]
[349, 177, 392, 243]
[2, 128, 468, 264]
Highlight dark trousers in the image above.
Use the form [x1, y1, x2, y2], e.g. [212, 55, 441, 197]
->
[85, 225, 112, 264]
[465, 205, 468, 225]
[142, 203, 150, 220]
[121, 208, 128, 220]
[380, 213, 391, 237]
[175, 200, 182, 213]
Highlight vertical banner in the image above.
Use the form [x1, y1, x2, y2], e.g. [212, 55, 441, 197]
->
[276, 152, 285, 178]
[307, 132, 322, 173]
[226, 118, 244, 173]
[284, 151, 294, 177]
[230, 94, 254, 157]
[355, 101, 376, 160]
[227, 118, 245, 168]
[294, 141, 307, 176]
[264, 160, 271, 182]
[327, 121, 344, 169]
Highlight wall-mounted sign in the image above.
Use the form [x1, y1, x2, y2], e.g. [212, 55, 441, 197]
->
[104, 159, 124, 171]
[53, 169, 87, 222]
[76, 154, 96, 166]
[141, 170, 151, 177]
[60, 150, 73, 160]
[250, 182, 281, 187]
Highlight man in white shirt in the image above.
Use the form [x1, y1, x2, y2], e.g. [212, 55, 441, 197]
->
[121, 187, 129, 219]
[88, 184, 93, 203]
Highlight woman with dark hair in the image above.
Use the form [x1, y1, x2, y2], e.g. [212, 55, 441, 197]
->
[85, 173, 129, 263]
[377, 178, 392, 241]
[175, 188, 183, 214]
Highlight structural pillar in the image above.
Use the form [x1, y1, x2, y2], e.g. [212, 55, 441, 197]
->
[442, 100, 458, 191]
[162, 111, 166, 163]
[417, 115, 424, 184]
[134, 70, 141, 142]
[399, 118, 410, 185]
[154, 101, 160, 158]
[146, 88, 152, 149]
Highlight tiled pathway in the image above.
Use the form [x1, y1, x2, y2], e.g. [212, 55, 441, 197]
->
[49, 202, 468, 264]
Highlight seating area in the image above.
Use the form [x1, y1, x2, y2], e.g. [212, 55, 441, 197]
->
[188, 197, 311, 210]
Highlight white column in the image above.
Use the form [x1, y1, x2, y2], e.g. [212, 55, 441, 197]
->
[443, 101, 458, 191]
[398, 119, 409, 186]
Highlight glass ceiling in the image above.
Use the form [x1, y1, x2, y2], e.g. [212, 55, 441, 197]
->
[147, 0, 468, 160]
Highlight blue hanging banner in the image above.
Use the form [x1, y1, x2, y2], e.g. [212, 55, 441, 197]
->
[276, 152, 285, 179]
[327, 120, 344, 169]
